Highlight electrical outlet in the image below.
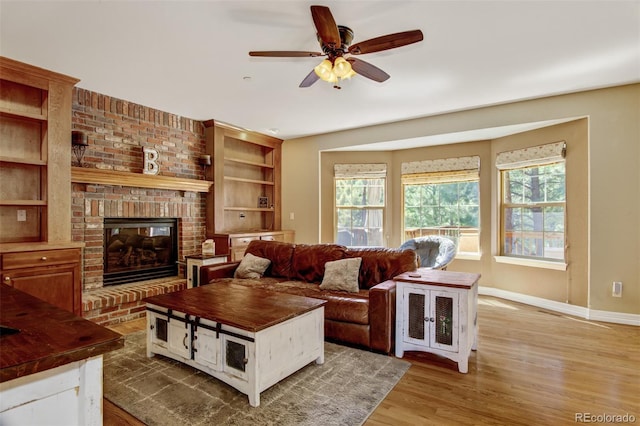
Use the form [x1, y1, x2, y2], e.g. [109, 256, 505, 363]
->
[612, 281, 623, 297]
[289, 212, 295, 220]
[17, 210, 26, 222]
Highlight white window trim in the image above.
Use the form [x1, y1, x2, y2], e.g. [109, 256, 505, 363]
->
[494, 255, 567, 271]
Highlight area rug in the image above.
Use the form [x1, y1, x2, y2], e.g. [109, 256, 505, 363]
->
[103, 331, 410, 426]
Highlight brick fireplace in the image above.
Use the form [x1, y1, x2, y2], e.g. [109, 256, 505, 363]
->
[71, 88, 209, 325]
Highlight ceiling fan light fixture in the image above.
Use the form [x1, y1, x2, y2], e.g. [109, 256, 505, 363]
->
[314, 59, 333, 80]
[342, 69, 357, 80]
[333, 57, 352, 78]
[249, 6, 423, 88]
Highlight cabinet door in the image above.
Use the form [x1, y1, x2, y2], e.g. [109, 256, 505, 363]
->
[222, 335, 248, 380]
[430, 291, 459, 352]
[168, 320, 191, 359]
[194, 327, 220, 370]
[4, 264, 79, 315]
[149, 313, 169, 348]
[401, 286, 429, 346]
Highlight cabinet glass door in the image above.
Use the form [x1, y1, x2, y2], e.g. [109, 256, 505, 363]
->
[222, 335, 248, 380]
[430, 291, 459, 352]
[402, 287, 428, 346]
[150, 314, 169, 347]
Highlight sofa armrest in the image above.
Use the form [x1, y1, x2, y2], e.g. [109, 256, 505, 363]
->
[200, 261, 240, 284]
[368, 279, 396, 354]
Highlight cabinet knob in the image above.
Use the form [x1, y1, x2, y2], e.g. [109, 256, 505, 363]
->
[4, 277, 10, 281]
[41, 256, 47, 261]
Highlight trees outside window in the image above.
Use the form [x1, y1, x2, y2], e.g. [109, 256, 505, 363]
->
[403, 179, 480, 253]
[335, 178, 385, 247]
[501, 162, 565, 260]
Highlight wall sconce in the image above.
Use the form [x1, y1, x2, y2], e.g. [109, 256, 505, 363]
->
[71, 131, 88, 167]
[198, 154, 211, 174]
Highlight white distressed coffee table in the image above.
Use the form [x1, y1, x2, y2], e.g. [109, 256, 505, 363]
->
[144, 283, 326, 407]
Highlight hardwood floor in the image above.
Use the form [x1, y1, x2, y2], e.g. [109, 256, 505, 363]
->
[105, 297, 639, 426]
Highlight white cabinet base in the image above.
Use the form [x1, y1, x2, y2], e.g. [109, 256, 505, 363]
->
[0, 356, 104, 426]
[146, 304, 324, 407]
[395, 270, 479, 373]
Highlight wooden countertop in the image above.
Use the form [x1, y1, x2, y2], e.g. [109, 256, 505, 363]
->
[0, 284, 124, 382]
[394, 268, 481, 289]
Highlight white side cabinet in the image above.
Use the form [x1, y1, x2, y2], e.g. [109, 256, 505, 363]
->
[185, 255, 227, 288]
[395, 269, 480, 373]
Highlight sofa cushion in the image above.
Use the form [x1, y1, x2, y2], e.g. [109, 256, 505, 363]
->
[213, 278, 370, 325]
[206, 276, 286, 290]
[319, 257, 362, 293]
[279, 282, 369, 325]
[245, 240, 294, 278]
[234, 253, 271, 279]
[291, 243, 347, 283]
[346, 248, 418, 289]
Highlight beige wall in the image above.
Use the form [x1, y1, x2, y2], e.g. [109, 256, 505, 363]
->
[281, 84, 639, 315]
[489, 120, 588, 306]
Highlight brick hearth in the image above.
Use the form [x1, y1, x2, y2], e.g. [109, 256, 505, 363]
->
[83, 277, 186, 326]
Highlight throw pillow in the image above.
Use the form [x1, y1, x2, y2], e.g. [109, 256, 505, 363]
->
[234, 253, 271, 279]
[319, 257, 362, 293]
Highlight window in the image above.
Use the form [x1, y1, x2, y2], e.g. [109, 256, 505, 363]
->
[497, 142, 566, 261]
[334, 164, 386, 247]
[401, 156, 480, 254]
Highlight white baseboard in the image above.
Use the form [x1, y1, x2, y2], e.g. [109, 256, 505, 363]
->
[479, 286, 640, 326]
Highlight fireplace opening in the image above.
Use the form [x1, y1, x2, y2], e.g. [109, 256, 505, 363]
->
[104, 218, 178, 286]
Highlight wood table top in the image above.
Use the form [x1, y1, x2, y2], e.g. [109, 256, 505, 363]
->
[394, 268, 481, 289]
[0, 284, 124, 382]
[144, 283, 326, 333]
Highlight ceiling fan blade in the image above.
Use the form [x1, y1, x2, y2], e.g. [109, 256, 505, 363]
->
[310, 5, 340, 47]
[299, 69, 320, 88]
[249, 51, 323, 58]
[348, 29, 423, 55]
[347, 58, 390, 83]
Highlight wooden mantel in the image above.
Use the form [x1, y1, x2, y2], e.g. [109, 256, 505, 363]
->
[71, 167, 212, 193]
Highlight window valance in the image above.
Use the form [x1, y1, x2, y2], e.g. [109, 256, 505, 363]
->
[334, 163, 387, 179]
[401, 156, 480, 184]
[495, 141, 566, 170]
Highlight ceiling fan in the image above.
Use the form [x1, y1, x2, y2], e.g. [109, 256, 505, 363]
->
[248, 5, 423, 89]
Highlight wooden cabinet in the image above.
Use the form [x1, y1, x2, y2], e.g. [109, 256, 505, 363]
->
[204, 120, 284, 234]
[213, 230, 295, 261]
[0, 56, 79, 244]
[1, 247, 82, 315]
[0, 58, 82, 317]
[395, 269, 479, 373]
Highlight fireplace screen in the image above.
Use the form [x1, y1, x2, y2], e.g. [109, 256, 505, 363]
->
[104, 218, 178, 286]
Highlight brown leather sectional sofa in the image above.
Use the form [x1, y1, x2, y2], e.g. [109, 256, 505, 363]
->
[200, 240, 418, 354]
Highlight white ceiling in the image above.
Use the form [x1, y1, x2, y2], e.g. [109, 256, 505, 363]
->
[1, 1, 639, 141]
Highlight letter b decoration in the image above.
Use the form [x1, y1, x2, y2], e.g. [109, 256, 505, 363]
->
[143, 147, 160, 175]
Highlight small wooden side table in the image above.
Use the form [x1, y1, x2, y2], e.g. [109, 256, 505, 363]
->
[394, 269, 480, 373]
[185, 254, 227, 288]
